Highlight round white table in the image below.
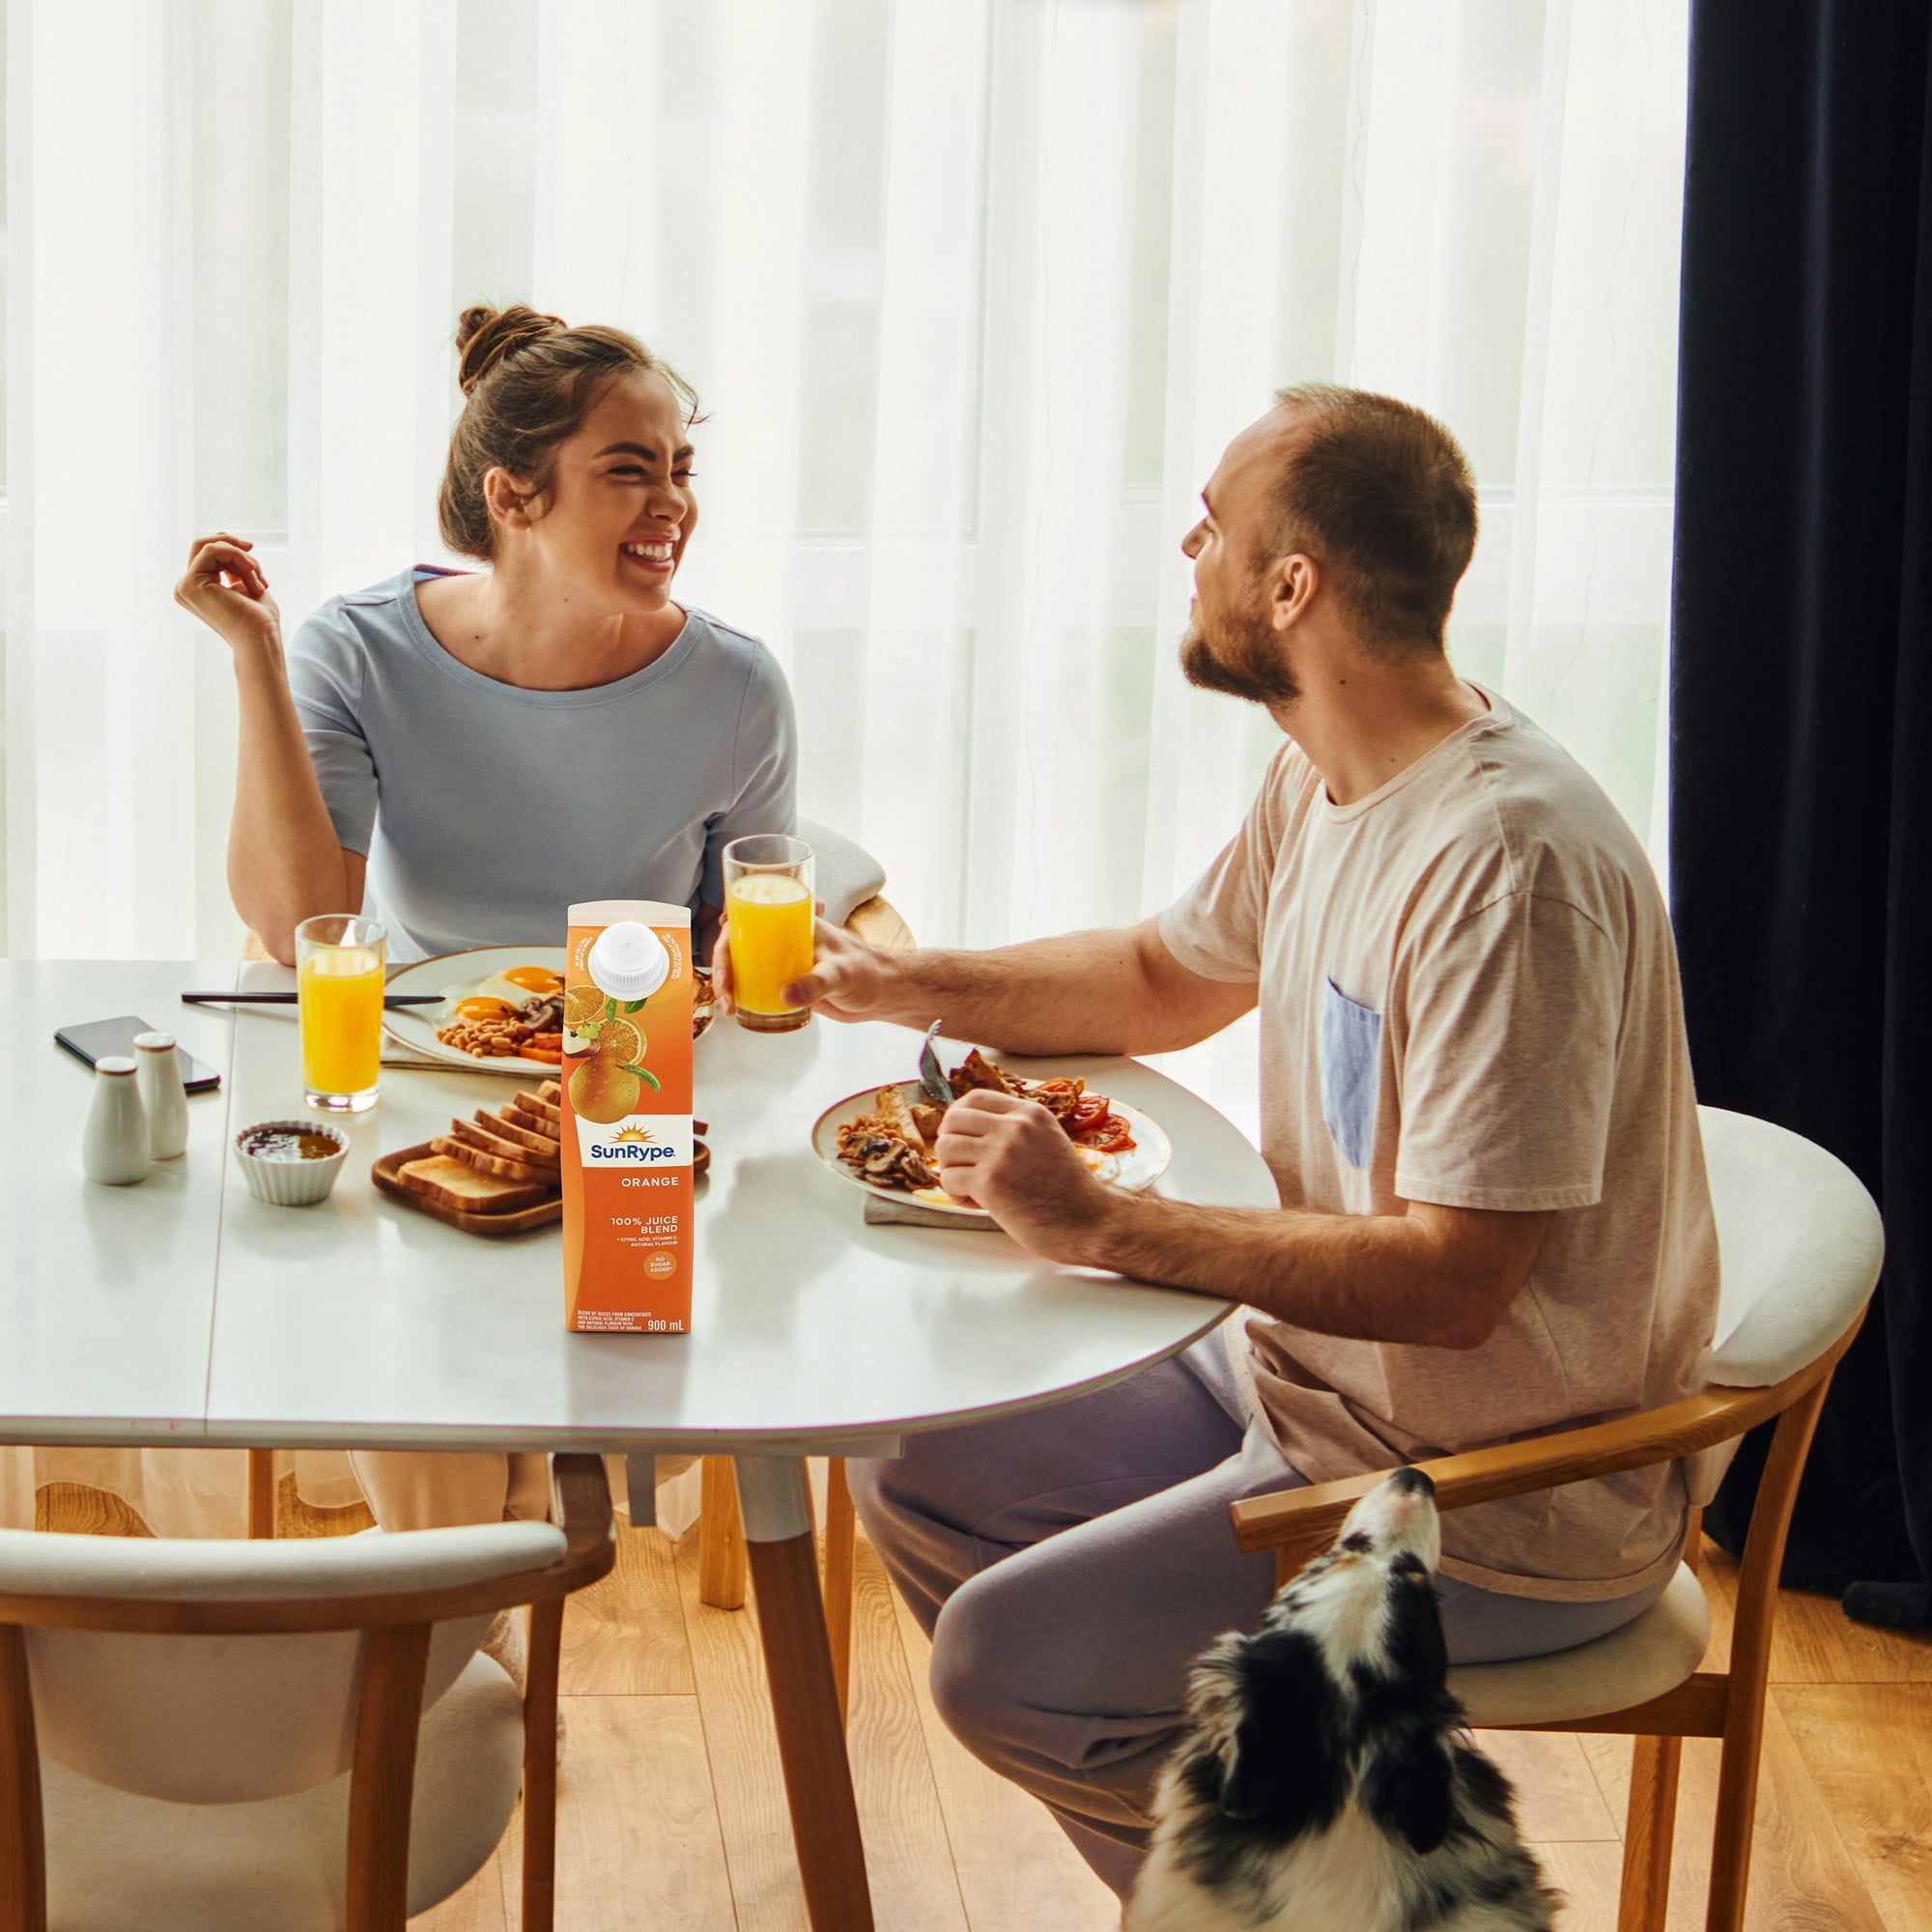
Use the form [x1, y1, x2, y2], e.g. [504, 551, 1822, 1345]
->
[0, 963, 239, 1452]
[10, 958, 1278, 1929]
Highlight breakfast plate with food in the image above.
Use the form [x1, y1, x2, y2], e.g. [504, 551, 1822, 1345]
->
[384, 945, 717, 1075]
[810, 1045, 1172, 1221]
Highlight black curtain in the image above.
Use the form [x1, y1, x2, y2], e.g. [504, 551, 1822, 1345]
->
[1670, 0, 1932, 1626]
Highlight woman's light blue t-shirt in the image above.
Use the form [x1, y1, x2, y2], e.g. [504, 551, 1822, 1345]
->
[285, 568, 797, 962]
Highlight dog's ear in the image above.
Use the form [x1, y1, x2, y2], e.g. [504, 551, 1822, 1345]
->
[1214, 1629, 1346, 1836]
[1360, 1711, 1456, 1854]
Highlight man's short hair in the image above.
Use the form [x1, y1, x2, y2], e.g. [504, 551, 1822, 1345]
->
[1265, 384, 1478, 652]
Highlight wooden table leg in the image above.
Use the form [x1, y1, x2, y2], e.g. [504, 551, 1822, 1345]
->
[698, 1456, 748, 1609]
[521, 1598, 565, 1932]
[0, 1627, 47, 1932]
[822, 1460, 855, 1726]
[246, 1448, 275, 1538]
[735, 1455, 874, 1932]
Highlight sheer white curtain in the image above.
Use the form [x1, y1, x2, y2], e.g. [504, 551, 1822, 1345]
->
[0, 0, 1687, 1526]
[0, 0, 1688, 964]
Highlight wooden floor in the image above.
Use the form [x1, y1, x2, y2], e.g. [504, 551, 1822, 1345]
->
[37, 1474, 1932, 1931]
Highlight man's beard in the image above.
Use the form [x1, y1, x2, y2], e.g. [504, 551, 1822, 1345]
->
[1179, 604, 1298, 704]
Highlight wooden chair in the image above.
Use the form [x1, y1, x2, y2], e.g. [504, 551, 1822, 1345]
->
[1228, 1107, 1885, 1932]
[0, 1453, 614, 1932]
[694, 891, 908, 1722]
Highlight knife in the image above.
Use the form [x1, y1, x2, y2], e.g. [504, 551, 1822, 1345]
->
[180, 991, 446, 1009]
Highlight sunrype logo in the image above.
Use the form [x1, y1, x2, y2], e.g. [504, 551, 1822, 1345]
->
[591, 1128, 675, 1163]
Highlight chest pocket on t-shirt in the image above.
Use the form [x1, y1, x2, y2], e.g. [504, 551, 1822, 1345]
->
[1319, 979, 1382, 1172]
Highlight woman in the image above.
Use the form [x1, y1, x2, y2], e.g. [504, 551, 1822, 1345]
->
[177, 303, 794, 968]
[176, 305, 796, 1540]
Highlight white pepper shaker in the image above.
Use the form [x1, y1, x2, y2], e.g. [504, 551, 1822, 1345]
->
[82, 1057, 150, 1185]
[133, 1031, 191, 1159]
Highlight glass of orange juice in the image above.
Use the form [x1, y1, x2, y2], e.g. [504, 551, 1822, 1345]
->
[723, 835, 814, 1034]
[295, 915, 386, 1111]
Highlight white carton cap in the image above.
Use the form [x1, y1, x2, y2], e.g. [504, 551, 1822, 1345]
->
[587, 921, 670, 1002]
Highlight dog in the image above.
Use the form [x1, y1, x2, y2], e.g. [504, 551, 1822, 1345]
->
[1126, 1468, 1558, 1932]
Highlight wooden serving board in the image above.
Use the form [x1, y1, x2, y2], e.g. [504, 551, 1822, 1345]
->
[371, 1137, 711, 1238]
[371, 1142, 561, 1237]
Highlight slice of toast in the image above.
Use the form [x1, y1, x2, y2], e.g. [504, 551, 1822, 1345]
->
[484, 1108, 561, 1159]
[514, 1089, 562, 1128]
[399, 1153, 552, 1215]
[537, 1079, 562, 1105]
[500, 1104, 561, 1150]
[435, 1134, 558, 1189]
[448, 1114, 558, 1171]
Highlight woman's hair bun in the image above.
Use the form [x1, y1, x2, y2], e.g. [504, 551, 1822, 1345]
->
[456, 303, 567, 396]
[440, 304, 702, 561]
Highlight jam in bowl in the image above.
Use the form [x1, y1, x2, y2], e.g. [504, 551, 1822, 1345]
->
[233, 1118, 351, 1206]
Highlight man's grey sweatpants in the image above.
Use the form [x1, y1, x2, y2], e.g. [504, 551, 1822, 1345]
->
[849, 1332, 1668, 1901]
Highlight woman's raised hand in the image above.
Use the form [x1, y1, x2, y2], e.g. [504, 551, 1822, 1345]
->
[175, 533, 282, 654]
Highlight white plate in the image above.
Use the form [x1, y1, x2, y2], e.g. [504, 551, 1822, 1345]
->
[384, 944, 717, 1074]
[382, 946, 570, 1077]
[810, 1077, 1173, 1222]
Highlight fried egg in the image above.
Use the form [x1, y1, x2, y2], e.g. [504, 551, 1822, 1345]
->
[499, 965, 564, 995]
[438, 966, 563, 1021]
[1074, 1147, 1123, 1184]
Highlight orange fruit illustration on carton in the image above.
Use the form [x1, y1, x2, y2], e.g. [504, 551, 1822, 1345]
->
[569, 1055, 642, 1124]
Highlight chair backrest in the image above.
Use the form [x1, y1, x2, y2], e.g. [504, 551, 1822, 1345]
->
[1684, 1106, 1885, 1502]
[0, 1519, 564, 1804]
[797, 816, 888, 927]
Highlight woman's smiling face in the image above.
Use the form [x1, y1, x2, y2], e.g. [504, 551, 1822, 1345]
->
[504, 370, 697, 613]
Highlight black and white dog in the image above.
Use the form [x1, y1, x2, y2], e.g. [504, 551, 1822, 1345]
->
[1127, 1468, 1558, 1932]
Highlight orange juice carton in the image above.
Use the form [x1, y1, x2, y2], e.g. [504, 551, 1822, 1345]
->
[560, 899, 695, 1332]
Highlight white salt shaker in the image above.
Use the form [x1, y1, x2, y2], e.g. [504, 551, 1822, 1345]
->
[82, 1057, 150, 1185]
[133, 1031, 190, 1159]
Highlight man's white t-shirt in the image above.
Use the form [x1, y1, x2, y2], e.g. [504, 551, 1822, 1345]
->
[1160, 688, 1719, 1600]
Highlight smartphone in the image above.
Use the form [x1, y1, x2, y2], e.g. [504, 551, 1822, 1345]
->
[55, 1016, 222, 1094]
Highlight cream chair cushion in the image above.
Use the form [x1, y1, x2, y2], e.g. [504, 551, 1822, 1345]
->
[39, 1651, 523, 1932]
[1682, 1108, 1884, 1506]
[1698, 1108, 1884, 1389]
[1449, 1564, 1710, 1729]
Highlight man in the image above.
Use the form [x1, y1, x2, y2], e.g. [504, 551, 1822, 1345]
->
[720, 384, 1718, 1900]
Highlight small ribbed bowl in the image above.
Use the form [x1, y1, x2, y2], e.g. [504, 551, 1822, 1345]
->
[233, 1119, 351, 1207]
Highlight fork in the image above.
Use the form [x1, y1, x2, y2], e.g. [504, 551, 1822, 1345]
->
[918, 1021, 954, 1108]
